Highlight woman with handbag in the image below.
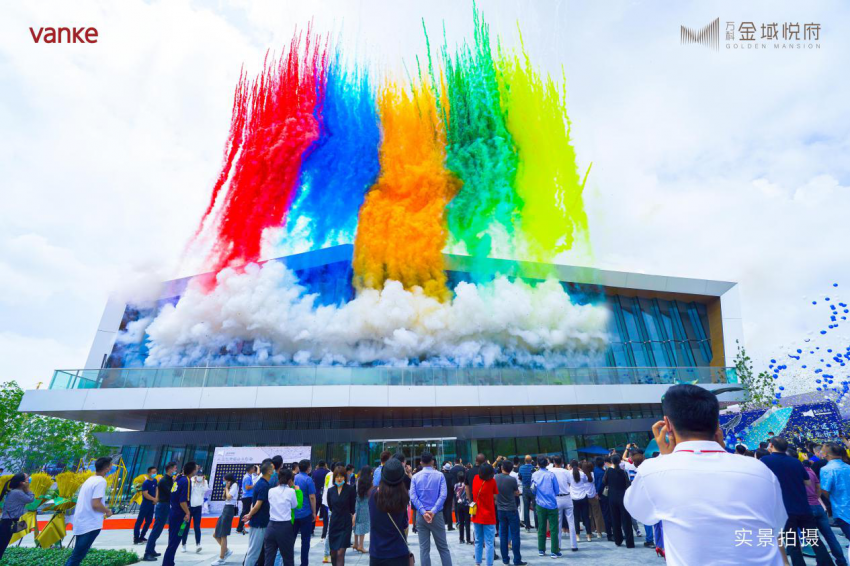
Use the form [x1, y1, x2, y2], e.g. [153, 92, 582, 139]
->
[0, 473, 35, 559]
[368, 459, 413, 566]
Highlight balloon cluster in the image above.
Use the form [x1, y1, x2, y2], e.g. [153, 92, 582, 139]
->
[770, 283, 849, 406]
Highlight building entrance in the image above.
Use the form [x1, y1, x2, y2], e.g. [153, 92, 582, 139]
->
[368, 437, 457, 468]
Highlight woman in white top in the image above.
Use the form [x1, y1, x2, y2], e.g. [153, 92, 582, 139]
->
[213, 473, 238, 565]
[568, 460, 595, 542]
[182, 472, 209, 553]
[265, 469, 300, 566]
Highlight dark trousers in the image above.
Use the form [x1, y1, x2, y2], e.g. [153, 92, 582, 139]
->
[572, 497, 591, 535]
[0, 518, 17, 560]
[599, 495, 613, 539]
[180, 504, 203, 546]
[238, 497, 252, 533]
[521, 491, 536, 529]
[134, 501, 155, 541]
[784, 513, 835, 566]
[498, 509, 521, 564]
[293, 516, 313, 566]
[144, 502, 169, 557]
[609, 499, 635, 548]
[265, 520, 296, 566]
[162, 512, 185, 566]
[320, 504, 330, 538]
[64, 529, 100, 566]
[443, 497, 454, 528]
[456, 505, 471, 542]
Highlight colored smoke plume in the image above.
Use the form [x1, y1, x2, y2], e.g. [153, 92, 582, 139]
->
[497, 35, 590, 264]
[282, 49, 381, 251]
[141, 261, 609, 368]
[352, 80, 460, 300]
[198, 29, 327, 272]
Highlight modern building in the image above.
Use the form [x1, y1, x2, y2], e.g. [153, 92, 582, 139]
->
[18, 244, 744, 483]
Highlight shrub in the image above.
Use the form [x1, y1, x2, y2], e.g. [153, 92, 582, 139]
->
[0, 547, 139, 565]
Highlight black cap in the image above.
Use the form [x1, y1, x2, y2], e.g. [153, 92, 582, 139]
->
[381, 458, 405, 486]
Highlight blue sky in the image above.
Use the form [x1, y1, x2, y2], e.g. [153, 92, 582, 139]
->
[0, 0, 848, 391]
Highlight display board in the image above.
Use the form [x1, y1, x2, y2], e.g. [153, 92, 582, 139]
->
[208, 446, 311, 514]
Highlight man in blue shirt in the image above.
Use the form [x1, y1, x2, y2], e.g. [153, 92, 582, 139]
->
[373, 450, 392, 487]
[134, 466, 158, 545]
[243, 461, 273, 566]
[410, 452, 452, 566]
[162, 461, 197, 566]
[761, 437, 833, 566]
[517, 455, 536, 531]
[237, 464, 256, 534]
[292, 459, 317, 566]
[530, 458, 560, 558]
[311, 461, 329, 537]
[822, 442, 850, 542]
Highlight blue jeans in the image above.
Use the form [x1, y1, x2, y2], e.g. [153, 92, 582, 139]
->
[144, 502, 169, 557]
[816, 506, 848, 566]
[65, 529, 100, 566]
[497, 510, 521, 565]
[644, 524, 654, 544]
[292, 516, 312, 566]
[134, 500, 154, 541]
[474, 523, 496, 566]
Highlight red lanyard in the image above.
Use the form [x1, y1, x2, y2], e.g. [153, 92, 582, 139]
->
[676, 450, 726, 454]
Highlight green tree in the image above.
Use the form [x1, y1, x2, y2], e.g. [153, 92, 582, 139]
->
[0, 381, 118, 472]
[734, 343, 778, 410]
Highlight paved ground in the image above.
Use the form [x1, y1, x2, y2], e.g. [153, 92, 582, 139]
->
[15, 523, 668, 565]
[15, 521, 829, 565]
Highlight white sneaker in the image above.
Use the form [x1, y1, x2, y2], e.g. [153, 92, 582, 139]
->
[210, 560, 225, 566]
[196, 545, 203, 553]
[223, 549, 233, 560]
[181, 544, 187, 552]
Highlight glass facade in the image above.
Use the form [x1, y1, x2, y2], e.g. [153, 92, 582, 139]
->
[143, 404, 663, 432]
[606, 295, 713, 368]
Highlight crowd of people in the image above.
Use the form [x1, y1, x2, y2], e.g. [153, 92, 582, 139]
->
[5, 385, 850, 565]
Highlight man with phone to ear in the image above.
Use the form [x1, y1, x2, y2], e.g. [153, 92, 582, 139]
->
[624, 384, 787, 565]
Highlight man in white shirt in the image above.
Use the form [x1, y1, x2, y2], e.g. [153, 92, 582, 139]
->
[550, 456, 577, 552]
[66, 457, 114, 566]
[624, 384, 787, 566]
[266, 469, 300, 566]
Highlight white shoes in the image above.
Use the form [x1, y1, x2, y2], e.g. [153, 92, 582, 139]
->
[196, 545, 203, 553]
[181, 544, 187, 552]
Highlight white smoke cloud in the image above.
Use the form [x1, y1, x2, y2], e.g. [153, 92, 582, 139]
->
[138, 260, 610, 368]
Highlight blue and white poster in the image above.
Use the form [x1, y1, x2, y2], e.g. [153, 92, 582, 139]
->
[720, 402, 842, 450]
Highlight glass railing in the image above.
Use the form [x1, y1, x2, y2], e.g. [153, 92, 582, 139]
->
[49, 366, 738, 390]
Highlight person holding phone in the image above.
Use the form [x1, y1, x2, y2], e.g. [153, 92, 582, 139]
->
[0, 473, 34, 559]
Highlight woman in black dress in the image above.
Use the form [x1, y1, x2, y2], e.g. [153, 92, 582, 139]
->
[327, 465, 357, 566]
[603, 454, 635, 548]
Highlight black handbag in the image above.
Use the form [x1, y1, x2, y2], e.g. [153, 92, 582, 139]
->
[10, 519, 27, 534]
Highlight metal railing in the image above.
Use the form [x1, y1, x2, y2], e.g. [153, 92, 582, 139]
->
[49, 366, 737, 390]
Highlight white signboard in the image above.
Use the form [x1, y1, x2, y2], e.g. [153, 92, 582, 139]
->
[208, 446, 311, 514]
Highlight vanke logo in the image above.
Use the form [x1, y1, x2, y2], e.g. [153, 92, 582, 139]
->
[30, 27, 98, 44]
[681, 18, 719, 51]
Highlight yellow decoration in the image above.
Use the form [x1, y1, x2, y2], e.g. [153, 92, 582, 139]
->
[35, 513, 66, 548]
[28, 472, 53, 498]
